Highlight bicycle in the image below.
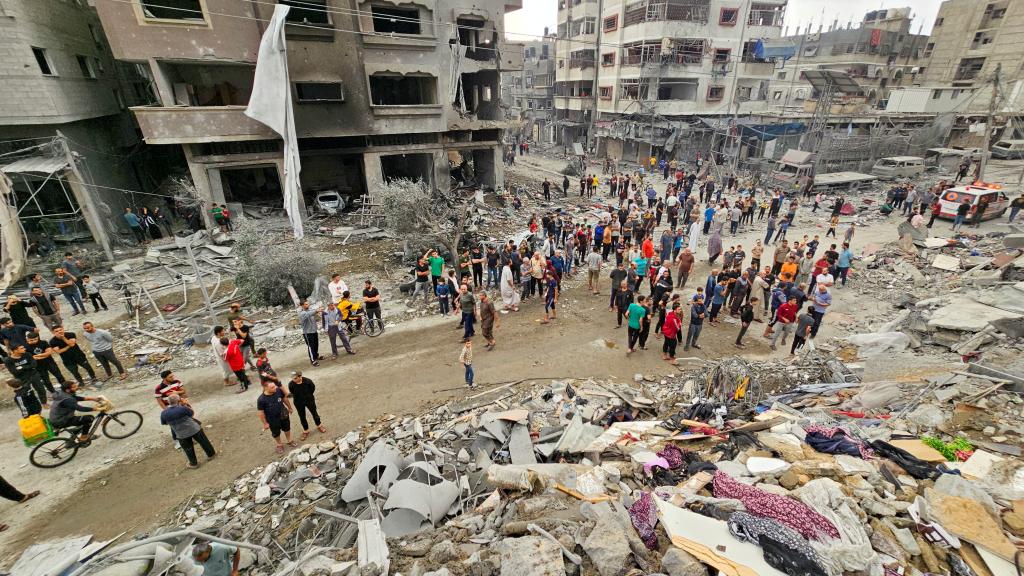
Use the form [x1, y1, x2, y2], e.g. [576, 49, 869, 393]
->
[343, 308, 385, 338]
[30, 403, 143, 469]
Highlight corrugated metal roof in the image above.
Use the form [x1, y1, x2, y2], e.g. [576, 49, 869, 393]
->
[0, 156, 68, 175]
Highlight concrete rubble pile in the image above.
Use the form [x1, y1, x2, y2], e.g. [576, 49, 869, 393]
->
[17, 351, 1024, 576]
[842, 225, 1024, 359]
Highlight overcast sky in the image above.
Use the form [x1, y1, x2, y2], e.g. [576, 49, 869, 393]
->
[504, 0, 942, 41]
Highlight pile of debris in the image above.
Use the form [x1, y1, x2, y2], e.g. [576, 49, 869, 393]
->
[841, 224, 1024, 359]
[15, 351, 1024, 576]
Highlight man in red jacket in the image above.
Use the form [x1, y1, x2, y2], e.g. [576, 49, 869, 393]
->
[661, 302, 683, 364]
[770, 298, 798, 351]
[222, 337, 251, 393]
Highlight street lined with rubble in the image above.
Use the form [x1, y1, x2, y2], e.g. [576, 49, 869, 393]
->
[2, 149, 1024, 576]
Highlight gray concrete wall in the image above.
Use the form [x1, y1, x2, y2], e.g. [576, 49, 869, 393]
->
[0, 0, 126, 124]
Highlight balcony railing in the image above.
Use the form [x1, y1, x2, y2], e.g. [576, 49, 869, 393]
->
[623, 0, 709, 26]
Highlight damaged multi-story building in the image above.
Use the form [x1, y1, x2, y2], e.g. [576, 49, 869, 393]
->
[885, 0, 1024, 145]
[772, 8, 928, 111]
[92, 0, 523, 227]
[502, 34, 557, 144]
[0, 0, 158, 254]
[553, 0, 788, 162]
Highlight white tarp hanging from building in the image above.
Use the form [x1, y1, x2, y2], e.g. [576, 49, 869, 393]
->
[245, 4, 304, 240]
[0, 173, 27, 292]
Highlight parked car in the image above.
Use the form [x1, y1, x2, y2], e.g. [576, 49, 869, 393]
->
[314, 191, 346, 214]
[992, 140, 1024, 160]
[870, 156, 926, 180]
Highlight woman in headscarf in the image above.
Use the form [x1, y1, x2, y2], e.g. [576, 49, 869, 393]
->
[141, 207, 163, 240]
[707, 226, 722, 265]
[500, 262, 520, 312]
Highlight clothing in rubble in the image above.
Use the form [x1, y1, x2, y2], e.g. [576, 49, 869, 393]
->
[803, 425, 874, 459]
[712, 471, 840, 540]
[727, 511, 828, 576]
[656, 444, 685, 469]
[869, 439, 940, 480]
[628, 491, 659, 550]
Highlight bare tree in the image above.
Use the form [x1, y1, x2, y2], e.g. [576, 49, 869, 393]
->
[377, 178, 476, 262]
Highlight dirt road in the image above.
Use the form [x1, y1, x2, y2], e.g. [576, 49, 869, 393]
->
[0, 268, 781, 560]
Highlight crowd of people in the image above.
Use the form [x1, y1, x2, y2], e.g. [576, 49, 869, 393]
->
[9, 150, 1021, 478]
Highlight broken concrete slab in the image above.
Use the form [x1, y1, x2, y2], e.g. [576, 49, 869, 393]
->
[582, 515, 632, 576]
[931, 254, 960, 271]
[497, 536, 566, 576]
[927, 298, 1022, 332]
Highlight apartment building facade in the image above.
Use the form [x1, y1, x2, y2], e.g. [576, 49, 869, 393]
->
[0, 0, 155, 248]
[503, 36, 557, 144]
[772, 8, 928, 111]
[554, 0, 787, 161]
[93, 0, 523, 225]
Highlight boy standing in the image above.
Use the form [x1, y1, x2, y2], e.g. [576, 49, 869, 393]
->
[459, 340, 474, 389]
[81, 276, 107, 312]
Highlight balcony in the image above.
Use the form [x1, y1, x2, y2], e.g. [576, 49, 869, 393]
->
[554, 96, 594, 111]
[623, 0, 709, 27]
[739, 61, 775, 77]
[132, 106, 277, 144]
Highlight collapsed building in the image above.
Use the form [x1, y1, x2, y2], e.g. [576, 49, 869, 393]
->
[92, 0, 525, 230]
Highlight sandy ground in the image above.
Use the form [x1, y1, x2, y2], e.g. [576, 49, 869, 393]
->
[0, 156, 1020, 563]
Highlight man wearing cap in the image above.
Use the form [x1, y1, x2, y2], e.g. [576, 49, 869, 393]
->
[192, 542, 239, 576]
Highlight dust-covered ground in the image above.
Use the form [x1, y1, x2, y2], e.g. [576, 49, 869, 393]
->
[1, 153, 1020, 564]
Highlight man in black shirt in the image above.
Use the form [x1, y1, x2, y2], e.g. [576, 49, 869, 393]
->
[257, 380, 295, 454]
[735, 297, 757, 348]
[231, 319, 257, 370]
[684, 296, 706, 351]
[411, 257, 430, 303]
[485, 246, 500, 288]
[288, 370, 325, 440]
[362, 280, 381, 322]
[0, 318, 34, 350]
[28, 287, 61, 330]
[4, 295, 35, 328]
[542, 178, 551, 201]
[3, 344, 49, 404]
[49, 326, 96, 386]
[26, 331, 63, 392]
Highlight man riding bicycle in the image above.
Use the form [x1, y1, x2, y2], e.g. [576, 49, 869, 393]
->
[49, 381, 101, 442]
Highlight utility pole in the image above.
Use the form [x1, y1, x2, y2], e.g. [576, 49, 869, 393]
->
[727, 0, 751, 172]
[56, 131, 114, 262]
[587, 0, 604, 154]
[978, 63, 1000, 182]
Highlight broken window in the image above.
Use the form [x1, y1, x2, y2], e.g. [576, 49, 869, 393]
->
[140, 0, 204, 21]
[601, 52, 615, 66]
[599, 86, 612, 99]
[657, 78, 697, 100]
[737, 85, 752, 101]
[719, 7, 738, 26]
[280, 0, 330, 26]
[295, 82, 344, 102]
[371, 5, 421, 34]
[31, 47, 55, 76]
[569, 49, 595, 69]
[777, 71, 786, 80]
[773, 90, 782, 100]
[707, 85, 725, 101]
[571, 17, 596, 36]
[664, 38, 705, 64]
[456, 17, 496, 61]
[924, 42, 934, 57]
[622, 42, 660, 65]
[748, 3, 784, 26]
[713, 48, 730, 64]
[76, 55, 96, 79]
[619, 78, 650, 100]
[954, 57, 985, 81]
[541, 44, 549, 59]
[971, 31, 995, 49]
[625, 0, 709, 25]
[369, 73, 437, 105]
